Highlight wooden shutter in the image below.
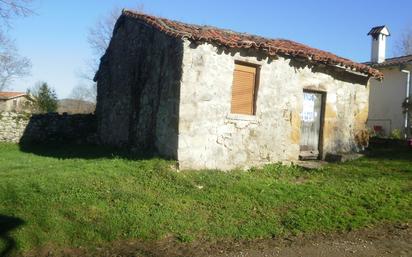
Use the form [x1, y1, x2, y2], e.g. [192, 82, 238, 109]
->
[231, 63, 257, 115]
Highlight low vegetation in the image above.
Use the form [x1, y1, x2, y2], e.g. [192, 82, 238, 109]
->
[0, 142, 411, 256]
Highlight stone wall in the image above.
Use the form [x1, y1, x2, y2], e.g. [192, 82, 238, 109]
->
[178, 40, 370, 170]
[0, 111, 96, 144]
[95, 16, 183, 157]
[95, 18, 370, 170]
[0, 112, 30, 142]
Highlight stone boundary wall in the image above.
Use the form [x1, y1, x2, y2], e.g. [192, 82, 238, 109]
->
[0, 112, 30, 142]
[0, 111, 97, 144]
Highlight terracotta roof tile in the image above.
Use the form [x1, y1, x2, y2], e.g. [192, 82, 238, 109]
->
[122, 10, 383, 79]
[365, 54, 412, 68]
[0, 92, 26, 100]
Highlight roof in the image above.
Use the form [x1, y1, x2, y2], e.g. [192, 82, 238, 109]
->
[367, 25, 390, 37]
[0, 92, 26, 100]
[121, 10, 383, 79]
[365, 54, 412, 68]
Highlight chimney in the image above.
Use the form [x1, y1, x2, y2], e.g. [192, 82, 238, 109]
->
[368, 25, 390, 63]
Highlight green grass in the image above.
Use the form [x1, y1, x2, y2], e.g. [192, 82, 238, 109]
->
[0, 142, 411, 255]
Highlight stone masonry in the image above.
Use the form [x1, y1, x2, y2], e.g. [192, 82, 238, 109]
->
[0, 112, 96, 144]
[95, 12, 375, 170]
[95, 14, 183, 158]
[0, 112, 30, 142]
[177, 41, 369, 170]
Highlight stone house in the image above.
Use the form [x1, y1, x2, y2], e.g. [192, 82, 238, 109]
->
[95, 10, 382, 170]
[0, 92, 32, 112]
[365, 26, 412, 138]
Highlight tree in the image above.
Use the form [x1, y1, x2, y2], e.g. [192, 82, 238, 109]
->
[88, 7, 121, 61]
[394, 27, 412, 56]
[74, 7, 121, 103]
[0, 32, 30, 90]
[77, 5, 144, 101]
[64, 84, 96, 113]
[28, 82, 58, 113]
[70, 84, 96, 103]
[0, 0, 33, 91]
[0, 0, 33, 25]
[87, 4, 144, 59]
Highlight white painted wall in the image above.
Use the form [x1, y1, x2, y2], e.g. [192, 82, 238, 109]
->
[371, 34, 388, 63]
[368, 64, 412, 136]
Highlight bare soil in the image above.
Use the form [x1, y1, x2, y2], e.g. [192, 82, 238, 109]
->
[24, 223, 411, 257]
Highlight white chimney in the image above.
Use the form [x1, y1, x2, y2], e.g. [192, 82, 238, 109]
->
[368, 25, 390, 63]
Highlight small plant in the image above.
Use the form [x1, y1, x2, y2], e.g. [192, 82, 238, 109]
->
[355, 129, 370, 150]
[371, 125, 386, 138]
[176, 233, 193, 243]
[389, 129, 402, 140]
[367, 127, 377, 138]
[402, 97, 411, 137]
[402, 97, 411, 115]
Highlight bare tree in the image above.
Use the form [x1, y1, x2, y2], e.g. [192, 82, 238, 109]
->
[0, 30, 30, 90]
[70, 84, 96, 103]
[394, 27, 412, 56]
[0, 0, 33, 91]
[88, 4, 144, 58]
[77, 4, 144, 102]
[0, 0, 33, 25]
[73, 7, 122, 103]
[88, 7, 121, 59]
[57, 84, 97, 114]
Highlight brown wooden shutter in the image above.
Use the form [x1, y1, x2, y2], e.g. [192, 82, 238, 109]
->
[231, 63, 257, 115]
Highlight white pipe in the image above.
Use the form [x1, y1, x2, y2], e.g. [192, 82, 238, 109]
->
[401, 69, 411, 139]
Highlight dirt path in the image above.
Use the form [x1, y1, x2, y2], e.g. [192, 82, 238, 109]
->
[26, 223, 411, 257]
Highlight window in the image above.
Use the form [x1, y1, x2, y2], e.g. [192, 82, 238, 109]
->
[230, 62, 258, 115]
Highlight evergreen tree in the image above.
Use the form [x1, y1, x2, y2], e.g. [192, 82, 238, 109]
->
[28, 82, 58, 113]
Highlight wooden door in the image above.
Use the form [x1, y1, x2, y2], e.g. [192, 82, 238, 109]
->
[300, 91, 324, 159]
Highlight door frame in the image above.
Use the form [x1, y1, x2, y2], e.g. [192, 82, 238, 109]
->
[301, 89, 327, 160]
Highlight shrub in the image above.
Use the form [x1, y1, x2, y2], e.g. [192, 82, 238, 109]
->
[355, 129, 370, 150]
[389, 129, 402, 140]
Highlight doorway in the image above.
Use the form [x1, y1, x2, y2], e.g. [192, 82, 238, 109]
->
[299, 90, 325, 160]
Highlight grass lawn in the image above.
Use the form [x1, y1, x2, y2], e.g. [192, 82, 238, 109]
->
[0, 142, 411, 256]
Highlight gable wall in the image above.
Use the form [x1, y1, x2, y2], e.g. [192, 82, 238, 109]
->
[368, 65, 412, 137]
[178, 40, 369, 170]
[96, 17, 183, 157]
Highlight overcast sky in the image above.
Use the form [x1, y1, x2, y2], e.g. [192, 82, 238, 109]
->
[7, 0, 412, 98]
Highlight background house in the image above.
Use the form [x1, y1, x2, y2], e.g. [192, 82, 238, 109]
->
[0, 92, 32, 112]
[366, 26, 412, 138]
[95, 10, 382, 170]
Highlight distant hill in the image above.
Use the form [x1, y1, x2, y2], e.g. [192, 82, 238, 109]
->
[58, 98, 95, 114]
